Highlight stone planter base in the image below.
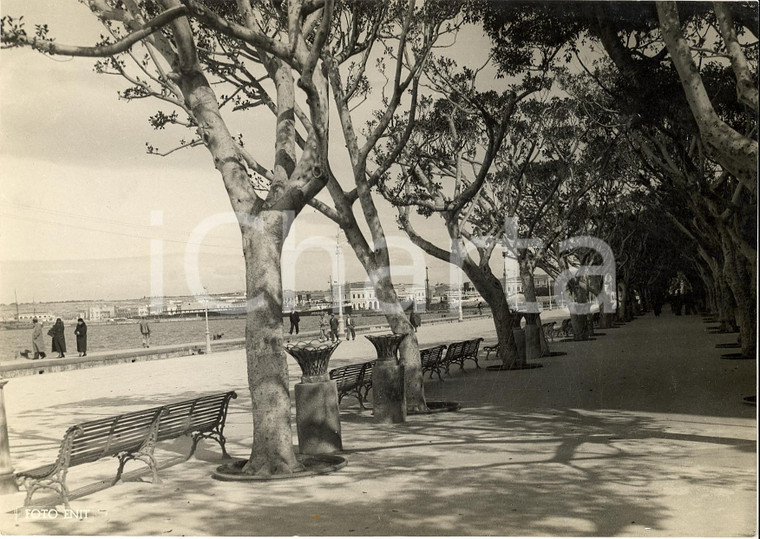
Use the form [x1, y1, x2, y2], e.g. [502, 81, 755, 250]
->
[295, 381, 342, 455]
[212, 454, 347, 481]
[373, 360, 406, 424]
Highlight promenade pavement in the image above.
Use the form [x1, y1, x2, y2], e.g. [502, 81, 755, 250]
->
[0, 310, 755, 536]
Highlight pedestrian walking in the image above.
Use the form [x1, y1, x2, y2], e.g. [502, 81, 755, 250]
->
[477, 302, 483, 315]
[409, 310, 421, 332]
[345, 314, 356, 340]
[289, 308, 300, 335]
[319, 312, 329, 342]
[48, 318, 66, 358]
[31, 317, 46, 359]
[139, 320, 151, 348]
[329, 313, 339, 342]
[74, 318, 87, 357]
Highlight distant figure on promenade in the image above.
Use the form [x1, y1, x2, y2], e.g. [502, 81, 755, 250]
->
[319, 312, 329, 342]
[48, 318, 66, 358]
[74, 318, 88, 357]
[409, 310, 421, 332]
[139, 320, 151, 348]
[31, 317, 46, 359]
[345, 314, 356, 341]
[289, 308, 300, 335]
[329, 314, 339, 342]
[477, 302, 483, 315]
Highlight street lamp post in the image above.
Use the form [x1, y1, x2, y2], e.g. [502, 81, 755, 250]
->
[457, 272, 463, 322]
[336, 229, 345, 336]
[204, 295, 211, 355]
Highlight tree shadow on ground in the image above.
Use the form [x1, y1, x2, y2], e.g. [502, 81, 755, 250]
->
[16, 398, 755, 536]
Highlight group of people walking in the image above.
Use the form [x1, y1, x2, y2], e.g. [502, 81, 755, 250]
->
[28, 318, 153, 360]
[319, 312, 356, 342]
[30, 317, 88, 359]
[289, 309, 356, 342]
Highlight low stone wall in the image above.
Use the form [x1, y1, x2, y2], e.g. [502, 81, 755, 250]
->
[0, 338, 246, 378]
[0, 314, 494, 378]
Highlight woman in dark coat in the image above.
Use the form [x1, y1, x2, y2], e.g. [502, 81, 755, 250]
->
[74, 318, 87, 357]
[48, 318, 66, 358]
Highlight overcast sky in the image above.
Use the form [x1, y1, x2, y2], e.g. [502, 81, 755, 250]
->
[0, 1, 530, 305]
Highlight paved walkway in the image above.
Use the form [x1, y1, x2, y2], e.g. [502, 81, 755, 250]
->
[0, 311, 756, 536]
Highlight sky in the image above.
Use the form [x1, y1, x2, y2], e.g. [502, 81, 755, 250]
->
[0, 1, 523, 305]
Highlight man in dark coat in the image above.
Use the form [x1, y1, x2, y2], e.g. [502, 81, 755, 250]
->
[48, 318, 66, 358]
[289, 309, 300, 335]
[329, 314, 339, 342]
[74, 318, 88, 357]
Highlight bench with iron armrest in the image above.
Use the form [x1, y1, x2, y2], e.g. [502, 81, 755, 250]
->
[542, 321, 557, 341]
[420, 345, 447, 381]
[329, 361, 374, 409]
[483, 343, 499, 361]
[555, 319, 573, 338]
[441, 338, 484, 373]
[15, 390, 237, 510]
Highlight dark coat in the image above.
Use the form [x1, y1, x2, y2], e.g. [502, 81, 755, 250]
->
[75, 322, 87, 353]
[329, 317, 339, 331]
[48, 321, 66, 353]
[289, 311, 300, 324]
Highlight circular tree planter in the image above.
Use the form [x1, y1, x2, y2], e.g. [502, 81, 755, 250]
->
[407, 401, 461, 415]
[721, 352, 756, 360]
[486, 363, 543, 371]
[213, 454, 347, 481]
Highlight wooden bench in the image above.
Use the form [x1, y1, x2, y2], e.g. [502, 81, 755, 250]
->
[329, 361, 374, 409]
[420, 345, 447, 381]
[16, 391, 237, 510]
[441, 338, 483, 373]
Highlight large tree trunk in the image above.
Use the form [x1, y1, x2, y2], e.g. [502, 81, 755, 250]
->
[721, 234, 756, 357]
[242, 211, 302, 476]
[518, 255, 549, 357]
[341, 223, 427, 413]
[371, 273, 427, 413]
[467, 267, 520, 367]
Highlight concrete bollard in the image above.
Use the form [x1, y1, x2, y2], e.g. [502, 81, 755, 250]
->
[0, 379, 18, 494]
[295, 380, 343, 455]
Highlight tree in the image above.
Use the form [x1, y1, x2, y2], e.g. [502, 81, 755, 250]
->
[0, 0, 418, 474]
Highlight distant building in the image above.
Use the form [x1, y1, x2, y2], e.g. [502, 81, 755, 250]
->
[347, 282, 379, 311]
[18, 312, 55, 322]
[89, 305, 115, 321]
[347, 281, 426, 312]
